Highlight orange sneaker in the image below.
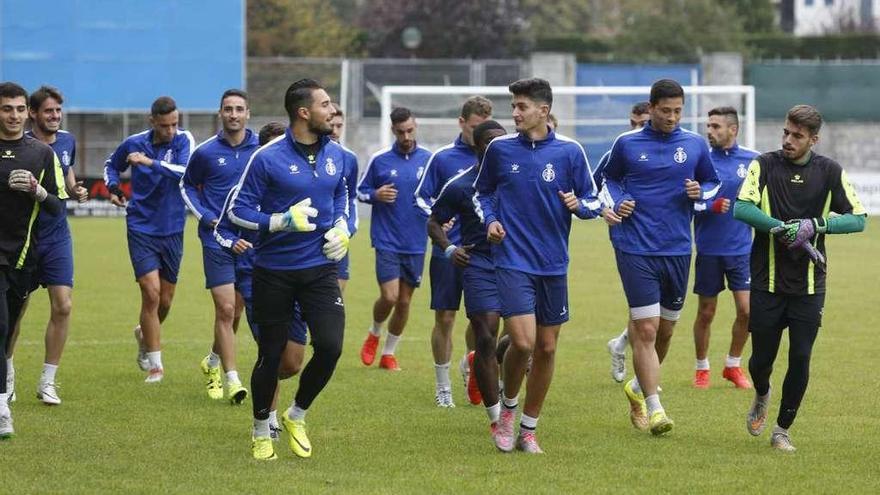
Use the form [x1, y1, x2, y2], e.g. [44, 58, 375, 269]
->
[379, 354, 401, 371]
[722, 366, 753, 389]
[693, 369, 710, 389]
[360, 333, 379, 366]
[466, 351, 482, 405]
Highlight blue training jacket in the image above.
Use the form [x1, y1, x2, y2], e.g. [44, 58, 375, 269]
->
[104, 128, 195, 236]
[28, 130, 75, 244]
[473, 129, 602, 276]
[339, 144, 360, 236]
[694, 143, 758, 256]
[600, 123, 721, 256]
[180, 129, 260, 249]
[357, 141, 432, 255]
[228, 129, 349, 271]
[431, 166, 493, 271]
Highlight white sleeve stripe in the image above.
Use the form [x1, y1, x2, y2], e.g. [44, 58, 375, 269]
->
[414, 142, 455, 203]
[179, 178, 203, 220]
[701, 183, 721, 200]
[435, 166, 474, 203]
[356, 147, 390, 202]
[227, 134, 285, 231]
[160, 161, 187, 173]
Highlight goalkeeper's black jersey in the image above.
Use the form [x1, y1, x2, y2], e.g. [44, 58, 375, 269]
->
[737, 150, 866, 295]
[0, 135, 64, 269]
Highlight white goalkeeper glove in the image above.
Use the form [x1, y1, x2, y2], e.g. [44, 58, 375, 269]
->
[269, 198, 318, 233]
[8, 169, 48, 202]
[322, 221, 350, 261]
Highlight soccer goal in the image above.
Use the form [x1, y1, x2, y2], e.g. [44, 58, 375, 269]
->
[379, 85, 756, 163]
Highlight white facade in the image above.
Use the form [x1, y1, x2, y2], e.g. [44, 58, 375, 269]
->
[791, 0, 879, 35]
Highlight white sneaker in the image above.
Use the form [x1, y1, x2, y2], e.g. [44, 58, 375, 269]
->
[435, 388, 455, 408]
[771, 428, 796, 452]
[0, 409, 13, 439]
[607, 338, 626, 383]
[145, 368, 164, 383]
[134, 326, 150, 371]
[36, 382, 61, 405]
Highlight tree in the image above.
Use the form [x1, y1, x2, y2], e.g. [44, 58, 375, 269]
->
[248, 0, 362, 57]
[721, 0, 777, 33]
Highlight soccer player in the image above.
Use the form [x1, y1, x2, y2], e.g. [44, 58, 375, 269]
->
[4, 86, 87, 406]
[428, 119, 510, 448]
[104, 96, 194, 383]
[0, 81, 68, 437]
[180, 89, 259, 403]
[228, 79, 350, 461]
[415, 96, 492, 407]
[356, 107, 432, 371]
[475, 78, 601, 453]
[735, 105, 866, 452]
[328, 103, 359, 292]
[602, 79, 720, 435]
[690, 107, 758, 389]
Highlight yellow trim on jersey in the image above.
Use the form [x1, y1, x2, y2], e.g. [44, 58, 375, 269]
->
[16, 170, 45, 269]
[738, 160, 762, 204]
[761, 185, 774, 293]
[52, 152, 69, 200]
[840, 170, 866, 216]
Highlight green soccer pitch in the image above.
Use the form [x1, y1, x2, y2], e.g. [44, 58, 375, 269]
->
[3, 217, 877, 494]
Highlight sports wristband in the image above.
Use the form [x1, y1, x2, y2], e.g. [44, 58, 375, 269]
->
[443, 244, 458, 259]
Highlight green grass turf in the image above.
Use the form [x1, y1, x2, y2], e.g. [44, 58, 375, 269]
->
[3, 217, 878, 494]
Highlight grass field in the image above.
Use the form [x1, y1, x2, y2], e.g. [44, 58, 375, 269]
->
[4, 217, 878, 494]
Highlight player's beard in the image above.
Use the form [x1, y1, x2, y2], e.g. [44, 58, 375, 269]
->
[308, 118, 332, 137]
[36, 120, 59, 136]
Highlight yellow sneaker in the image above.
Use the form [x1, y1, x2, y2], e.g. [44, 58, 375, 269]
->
[281, 410, 312, 458]
[251, 436, 277, 460]
[226, 380, 248, 405]
[624, 379, 649, 431]
[649, 410, 674, 436]
[200, 356, 223, 400]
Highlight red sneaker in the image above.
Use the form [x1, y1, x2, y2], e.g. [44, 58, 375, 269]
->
[693, 369, 710, 389]
[379, 354, 401, 371]
[722, 366, 753, 389]
[360, 333, 379, 366]
[466, 351, 482, 405]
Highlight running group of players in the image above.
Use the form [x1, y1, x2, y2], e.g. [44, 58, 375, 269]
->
[0, 76, 866, 460]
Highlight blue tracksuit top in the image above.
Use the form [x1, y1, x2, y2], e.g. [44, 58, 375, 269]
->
[431, 166, 493, 271]
[357, 141, 432, 255]
[473, 129, 602, 276]
[104, 128, 195, 236]
[180, 129, 260, 249]
[228, 130, 349, 271]
[340, 144, 360, 236]
[601, 123, 721, 256]
[694, 143, 758, 256]
[27, 130, 75, 243]
[414, 135, 477, 257]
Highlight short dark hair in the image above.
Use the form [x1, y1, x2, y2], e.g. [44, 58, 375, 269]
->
[220, 89, 248, 108]
[786, 104, 822, 135]
[29, 85, 64, 110]
[649, 79, 684, 104]
[390, 107, 413, 125]
[473, 120, 506, 149]
[461, 96, 492, 119]
[151, 96, 177, 116]
[284, 78, 323, 122]
[331, 102, 344, 118]
[0, 81, 28, 102]
[508, 78, 553, 108]
[631, 101, 650, 115]
[258, 121, 286, 146]
[708, 106, 739, 126]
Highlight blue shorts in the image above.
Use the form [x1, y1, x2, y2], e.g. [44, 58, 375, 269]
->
[693, 253, 750, 296]
[127, 230, 183, 284]
[338, 253, 351, 281]
[462, 264, 501, 317]
[36, 237, 74, 287]
[496, 269, 568, 326]
[203, 247, 236, 289]
[615, 250, 691, 320]
[375, 250, 425, 287]
[236, 269, 307, 346]
[429, 255, 463, 310]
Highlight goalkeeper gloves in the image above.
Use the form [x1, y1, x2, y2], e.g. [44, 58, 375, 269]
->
[269, 198, 318, 233]
[770, 218, 827, 270]
[8, 169, 48, 202]
[322, 221, 350, 261]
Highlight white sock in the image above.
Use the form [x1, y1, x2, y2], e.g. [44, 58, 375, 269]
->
[459, 352, 470, 373]
[726, 355, 742, 368]
[6, 357, 13, 372]
[434, 362, 451, 391]
[382, 333, 400, 356]
[631, 377, 642, 395]
[0, 393, 7, 406]
[288, 403, 307, 421]
[146, 351, 162, 370]
[696, 358, 710, 370]
[486, 402, 501, 423]
[369, 321, 384, 337]
[226, 370, 240, 384]
[520, 413, 539, 431]
[253, 418, 270, 438]
[645, 394, 663, 416]
[612, 327, 629, 353]
[268, 410, 278, 427]
[502, 394, 518, 409]
[41, 363, 58, 384]
[207, 351, 221, 368]
[772, 424, 788, 435]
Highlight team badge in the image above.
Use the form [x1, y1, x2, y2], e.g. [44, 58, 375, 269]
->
[737, 163, 747, 178]
[673, 147, 687, 164]
[218, 157, 226, 166]
[390, 169, 398, 177]
[541, 163, 556, 182]
[325, 157, 337, 176]
[511, 163, 520, 173]
[62, 150, 71, 167]
[416, 166, 424, 179]
[638, 152, 649, 162]
[289, 164, 300, 174]
[164, 149, 173, 162]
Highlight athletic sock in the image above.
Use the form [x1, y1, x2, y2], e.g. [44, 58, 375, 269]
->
[253, 418, 270, 438]
[288, 402, 307, 421]
[696, 358, 710, 370]
[772, 424, 788, 436]
[207, 351, 221, 368]
[502, 394, 518, 409]
[612, 327, 629, 353]
[0, 393, 7, 406]
[6, 357, 13, 373]
[369, 321, 383, 337]
[631, 377, 642, 395]
[725, 355, 742, 368]
[486, 402, 501, 423]
[226, 370, 240, 384]
[434, 362, 451, 391]
[146, 351, 162, 370]
[520, 413, 539, 432]
[40, 363, 58, 384]
[268, 410, 278, 427]
[645, 394, 663, 416]
[382, 333, 400, 356]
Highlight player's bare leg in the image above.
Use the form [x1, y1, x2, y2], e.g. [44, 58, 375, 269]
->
[723, 290, 752, 388]
[431, 309, 456, 407]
